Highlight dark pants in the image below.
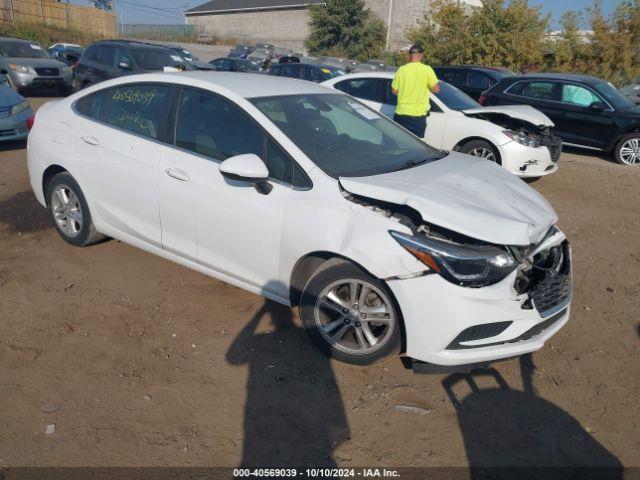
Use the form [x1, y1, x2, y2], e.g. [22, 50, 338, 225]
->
[394, 113, 427, 138]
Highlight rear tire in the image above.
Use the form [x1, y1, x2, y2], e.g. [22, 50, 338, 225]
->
[459, 139, 501, 165]
[614, 134, 640, 165]
[46, 172, 104, 247]
[299, 259, 401, 365]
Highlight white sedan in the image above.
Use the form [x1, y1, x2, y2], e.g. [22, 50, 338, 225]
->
[27, 72, 571, 367]
[322, 72, 563, 178]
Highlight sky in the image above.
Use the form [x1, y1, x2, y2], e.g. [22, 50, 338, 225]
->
[72, 0, 620, 27]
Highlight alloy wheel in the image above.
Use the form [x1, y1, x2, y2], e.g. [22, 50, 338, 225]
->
[619, 138, 640, 165]
[470, 147, 497, 162]
[51, 185, 83, 238]
[314, 279, 396, 355]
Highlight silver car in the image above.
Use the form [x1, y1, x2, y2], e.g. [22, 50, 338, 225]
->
[0, 83, 32, 142]
[0, 37, 73, 95]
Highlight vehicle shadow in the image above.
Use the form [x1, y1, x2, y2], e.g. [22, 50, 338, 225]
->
[0, 190, 51, 233]
[562, 145, 616, 164]
[226, 281, 349, 468]
[0, 140, 27, 153]
[442, 354, 623, 478]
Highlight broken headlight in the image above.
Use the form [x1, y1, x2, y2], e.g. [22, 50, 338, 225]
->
[390, 231, 519, 288]
[503, 129, 542, 148]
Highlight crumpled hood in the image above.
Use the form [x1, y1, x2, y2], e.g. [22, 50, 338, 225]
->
[462, 105, 554, 127]
[340, 152, 558, 246]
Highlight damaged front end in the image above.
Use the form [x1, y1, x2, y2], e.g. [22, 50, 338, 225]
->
[464, 109, 563, 164]
[345, 190, 572, 318]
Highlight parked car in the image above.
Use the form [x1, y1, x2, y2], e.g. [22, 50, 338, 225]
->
[355, 60, 387, 72]
[480, 73, 640, 165]
[279, 56, 301, 64]
[228, 44, 255, 59]
[74, 40, 191, 90]
[49, 43, 84, 66]
[254, 42, 275, 52]
[0, 37, 74, 95]
[27, 72, 571, 366]
[273, 47, 292, 60]
[319, 56, 357, 72]
[322, 72, 562, 178]
[147, 43, 213, 71]
[270, 63, 345, 83]
[0, 83, 32, 142]
[434, 65, 515, 101]
[247, 48, 273, 69]
[209, 57, 261, 73]
[620, 83, 640, 105]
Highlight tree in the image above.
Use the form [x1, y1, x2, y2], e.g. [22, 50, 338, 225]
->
[407, 0, 549, 72]
[306, 0, 386, 61]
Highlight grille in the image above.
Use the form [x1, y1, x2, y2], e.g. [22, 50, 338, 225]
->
[530, 241, 572, 318]
[0, 106, 10, 118]
[544, 136, 563, 162]
[35, 67, 60, 76]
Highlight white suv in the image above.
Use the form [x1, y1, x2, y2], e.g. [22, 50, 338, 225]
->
[27, 72, 572, 367]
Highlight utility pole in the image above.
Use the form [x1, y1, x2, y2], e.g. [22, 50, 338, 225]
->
[386, 0, 394, 51]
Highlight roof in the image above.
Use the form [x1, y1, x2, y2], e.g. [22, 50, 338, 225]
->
[519, 72, 605, 84]
[110, 71, 335, 98]
[185, 0, 325, 15]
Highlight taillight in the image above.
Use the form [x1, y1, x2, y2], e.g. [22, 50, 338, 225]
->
[27, 114, 35, 131]
[478, 93, 487, 105]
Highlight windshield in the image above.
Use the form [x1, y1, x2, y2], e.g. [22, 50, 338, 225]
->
[593, 81, 635, 110]
[0, 41, 49, 59]
[435, 82, 480, 110]
[131, 49, 182, 70]
[251, 94, 446, 178]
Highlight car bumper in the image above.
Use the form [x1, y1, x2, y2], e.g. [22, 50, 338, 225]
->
[387, 237, 572, 366]
[498, 140, 561, 178]
[0, 107, 32, 142]
[8, 71, 73, 90]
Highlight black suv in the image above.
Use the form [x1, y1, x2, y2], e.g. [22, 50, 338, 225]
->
[481, 73, 640, 165]
[434, 65, 514, 101]
[74, 40, 191, 90]
[269, 63, 345, 83]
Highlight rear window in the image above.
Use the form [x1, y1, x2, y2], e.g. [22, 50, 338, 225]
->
[75, 83, 171, 140]
[508, 81, 558, 101]
[0, 41, 49, 59]
[435, 68, 467, 86]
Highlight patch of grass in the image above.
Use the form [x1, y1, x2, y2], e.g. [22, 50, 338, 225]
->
[0, 22, 104, 48]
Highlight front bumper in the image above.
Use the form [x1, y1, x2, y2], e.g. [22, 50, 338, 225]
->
[8, 69, 73, 90]
[498, 137, 562, 178]
[0, 107, 32, 142]
[388, 235, 572, 366]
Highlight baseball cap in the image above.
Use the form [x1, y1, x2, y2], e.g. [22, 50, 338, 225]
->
[409, 44, 425, 54]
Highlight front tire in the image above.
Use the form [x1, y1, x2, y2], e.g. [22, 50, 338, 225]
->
[47, 172, 104, 246]
[614, 134, 640, 165]
[459, 139, 501, 165]
[299, 259, 401, 365]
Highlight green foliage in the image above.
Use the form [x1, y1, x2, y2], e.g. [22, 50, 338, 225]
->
[408, 0, 549, 72]
[306, 0, 386, 61]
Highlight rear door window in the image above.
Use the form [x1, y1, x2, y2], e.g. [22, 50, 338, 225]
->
[436, 69, 467, 86]
[342, 78, 387, 103]
[96, 46, 115, 67]
[508, 81, 559, 101]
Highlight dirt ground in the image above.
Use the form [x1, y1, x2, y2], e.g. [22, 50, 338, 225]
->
[1, 97, 639, 472]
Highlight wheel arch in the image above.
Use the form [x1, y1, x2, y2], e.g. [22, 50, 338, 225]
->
[288, 250, 407, 352]
[609, 128, 640, 152]
[453, 136, 503, 165]
[42, 165, 69, 205]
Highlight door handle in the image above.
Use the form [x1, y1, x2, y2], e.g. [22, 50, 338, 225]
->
[81, 136, 99, 146]
[165, 168, 190, 182]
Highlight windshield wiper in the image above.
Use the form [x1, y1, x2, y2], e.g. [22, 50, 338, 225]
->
[390, 158, 433, 172]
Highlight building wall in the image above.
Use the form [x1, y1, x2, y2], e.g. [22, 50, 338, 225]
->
[186, 8, 312, 50]
[186, 0, 481, 53]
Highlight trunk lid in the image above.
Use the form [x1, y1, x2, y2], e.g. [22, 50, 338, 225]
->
[340, 152, 558, 246]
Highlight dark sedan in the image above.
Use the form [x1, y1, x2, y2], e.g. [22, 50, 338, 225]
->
[209, 57, 261, 73]
[434, 65, 515, 101]
[481, 73, 640, 165]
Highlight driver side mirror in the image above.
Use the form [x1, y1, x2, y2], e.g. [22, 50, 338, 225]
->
[589, 101, 608, 111]
[220, 153, 273, 195]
